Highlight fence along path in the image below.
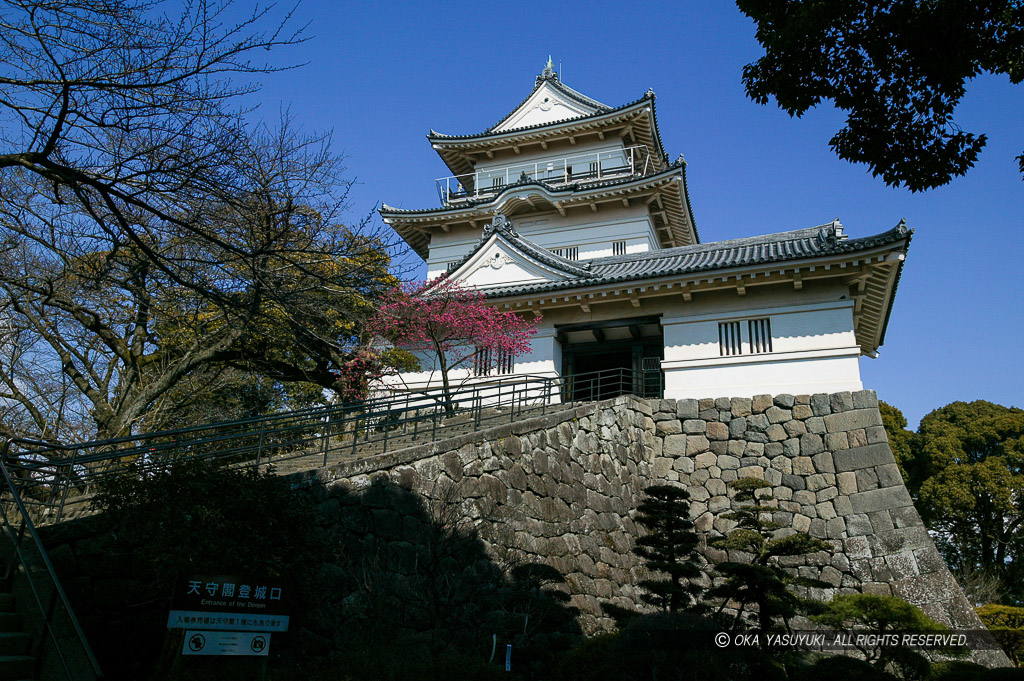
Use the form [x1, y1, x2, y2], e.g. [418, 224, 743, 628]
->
[2, 368, 655, 526]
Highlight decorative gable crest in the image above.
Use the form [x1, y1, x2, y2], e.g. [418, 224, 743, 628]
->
[489, 59, 611, 134]
[445, 215, 594, 291]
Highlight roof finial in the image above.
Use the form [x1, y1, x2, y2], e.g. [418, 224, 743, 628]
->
[541, 55, 556, 81]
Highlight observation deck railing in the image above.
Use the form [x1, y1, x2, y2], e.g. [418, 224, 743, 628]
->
[435, 145, 651, 205]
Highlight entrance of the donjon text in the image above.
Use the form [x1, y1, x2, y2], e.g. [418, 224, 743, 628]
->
[558, 315, 664, 401]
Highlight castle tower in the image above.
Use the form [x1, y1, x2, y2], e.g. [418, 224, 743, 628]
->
[381, 62, 911, 399]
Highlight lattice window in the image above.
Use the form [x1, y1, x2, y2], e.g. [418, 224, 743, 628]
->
[612, 240, 627, 256]
[748, 317, 773, 354]
[719, 317, 773, 356]
[718, 321, 743, 357]
[446, 261, 458, 272]
[552, 246, 578, 260]
[473, 346, 514, 376]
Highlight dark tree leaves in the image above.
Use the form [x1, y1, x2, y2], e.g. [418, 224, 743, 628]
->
[738, 0, 1024, 191]
[634, 485, 706, 613]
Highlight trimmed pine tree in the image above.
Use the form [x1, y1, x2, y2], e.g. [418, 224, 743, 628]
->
[709, 478, 831, 639]
[634, 484, 706, 612]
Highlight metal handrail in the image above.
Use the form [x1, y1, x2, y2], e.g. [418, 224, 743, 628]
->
[435, 145, 651, 204]
[1, 367, 663, 525]
[0, 445, 103, 680]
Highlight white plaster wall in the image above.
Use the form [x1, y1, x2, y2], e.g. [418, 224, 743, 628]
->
[491, 81, 596, 132]
[386, 282, 864, 400]
[659, 285, 862, 397]
[663, 354, 863, 399]
[662, 304, 858, 362]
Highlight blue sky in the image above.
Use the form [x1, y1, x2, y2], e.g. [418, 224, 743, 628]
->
[252, 1, 1023, 427]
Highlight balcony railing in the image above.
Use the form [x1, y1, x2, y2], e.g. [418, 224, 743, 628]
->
[436, 145, 651, 205]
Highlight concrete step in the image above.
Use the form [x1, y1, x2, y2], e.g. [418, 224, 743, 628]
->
[0, 614, 21, 634]
[0, 633, 30, 657]
[0, 654, 34, 681]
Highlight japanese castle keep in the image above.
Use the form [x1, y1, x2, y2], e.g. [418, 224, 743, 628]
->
[380, 60, 912, 398]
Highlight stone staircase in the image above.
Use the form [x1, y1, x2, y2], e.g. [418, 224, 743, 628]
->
[0, 593, 35, 681]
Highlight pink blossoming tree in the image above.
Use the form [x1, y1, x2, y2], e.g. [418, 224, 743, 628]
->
[369, 279, 541, 414]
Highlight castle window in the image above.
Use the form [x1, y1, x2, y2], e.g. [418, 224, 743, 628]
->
[473, 346, 513, 376]
[719, 317, 773, 356]
[719, 321, 742, 356]
[491, 177, 505, 190]
[613, 240, 627, 256]
[748, 317, 773, 354]
[446, 261, 458, 272]
[552, 246, 578, 260]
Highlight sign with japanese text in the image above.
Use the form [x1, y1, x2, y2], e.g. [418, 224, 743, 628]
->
[182, 630, 270, 656]
[167, 575, 289, 632]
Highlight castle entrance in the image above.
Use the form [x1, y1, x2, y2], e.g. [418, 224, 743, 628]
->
[558, 315, 663, 400]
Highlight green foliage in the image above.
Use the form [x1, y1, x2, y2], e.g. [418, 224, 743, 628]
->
[977, 604, 1024, 666]
[737, 0, 1024, 191]
[931, 661, 1024, 680]
[142, 367, 327, 432]
[790, 654, 898, 681]
[880, 400, 920, 488]
[709, 477, 831, 639]
[633, 485, 706, 612]
[813, 593, 957, 679]
[555, 612, 779, 681]
[91, 459, 328, 589]
[911, 401, 1024, 595]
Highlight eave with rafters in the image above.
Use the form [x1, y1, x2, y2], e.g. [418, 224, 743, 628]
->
[427, 94, 668, 180]
[381, 163, 697, 259]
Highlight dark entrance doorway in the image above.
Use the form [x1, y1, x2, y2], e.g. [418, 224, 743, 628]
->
[558, 315, 664, 401]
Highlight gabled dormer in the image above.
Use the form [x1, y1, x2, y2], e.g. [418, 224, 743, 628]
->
[489, 58, 612, 133]
[427, 61, 670, 196]
[443, 214, 595, 290]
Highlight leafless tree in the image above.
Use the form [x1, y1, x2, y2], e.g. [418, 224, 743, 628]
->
[0, 2, 404, 441]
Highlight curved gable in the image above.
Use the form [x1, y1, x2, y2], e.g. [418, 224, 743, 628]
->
[492, 80, 602, 133]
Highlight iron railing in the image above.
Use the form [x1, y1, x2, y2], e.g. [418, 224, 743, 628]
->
[1, 367, 662, 525]
[0, 455, 103, 680]
[436, 145, 651, 204]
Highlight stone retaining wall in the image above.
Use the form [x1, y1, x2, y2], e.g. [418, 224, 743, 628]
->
[293, 389, 1005, 665]
[39, 390, 1008, 666]
[645, 392, 976, 628]
[290, 396, 657, 634]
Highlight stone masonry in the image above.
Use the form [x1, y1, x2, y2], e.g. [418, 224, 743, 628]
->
[41, 390, 1006, 666]
[291, 389, 1006, 665]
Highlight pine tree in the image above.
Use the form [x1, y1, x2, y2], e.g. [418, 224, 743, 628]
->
[634, 485, 706, 612]
[709, 478, 831, 639]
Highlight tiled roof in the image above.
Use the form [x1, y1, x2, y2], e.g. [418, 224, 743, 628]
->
[474, 220, 912, 299]
[380, 162, 686, 216]
[427, 91, 655, 142]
